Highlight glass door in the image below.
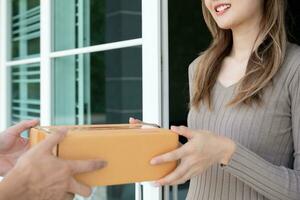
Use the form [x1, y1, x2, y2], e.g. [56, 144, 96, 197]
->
[0, 0, 163, 199]
[52, 0, 142, 199]
[52, 0, 92, 125]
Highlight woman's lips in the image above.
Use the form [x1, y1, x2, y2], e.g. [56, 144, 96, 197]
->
[214, 3, 231, 16]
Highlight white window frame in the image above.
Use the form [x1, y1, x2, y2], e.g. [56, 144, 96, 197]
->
[0, 0, 169, 199]
[0, 0, 11, 131]
[140, 0, 162, 198]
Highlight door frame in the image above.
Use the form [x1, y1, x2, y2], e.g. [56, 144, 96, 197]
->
[0, 0, 169, 199]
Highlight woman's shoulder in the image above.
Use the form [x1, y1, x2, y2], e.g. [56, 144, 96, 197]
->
[276, 42, 300, 88]
[188, 55, 203, 79]
[284, 42, 300, 69]
[284, 42, 300, 93]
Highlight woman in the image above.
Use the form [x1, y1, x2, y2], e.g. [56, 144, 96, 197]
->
[131, 0, 300, 199]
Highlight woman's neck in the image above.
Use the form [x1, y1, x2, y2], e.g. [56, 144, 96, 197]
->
[230, 16, 262, 61]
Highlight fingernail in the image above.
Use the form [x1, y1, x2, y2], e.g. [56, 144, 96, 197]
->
[129, 117, 134, 121]
[98, 161, 108, 168]
[27, 119, 38, 126]
[150, 159, 157, 165]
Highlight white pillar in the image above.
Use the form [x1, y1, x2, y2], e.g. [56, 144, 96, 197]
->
[0, 0, 11, 131]
[161, 0, 169, 130]
[140, 0, 163, 199]
[40, 0, 52, 126]
[141, 0, 162, 127]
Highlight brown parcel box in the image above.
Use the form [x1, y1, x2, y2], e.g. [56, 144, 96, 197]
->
[29, 124, 178, 186]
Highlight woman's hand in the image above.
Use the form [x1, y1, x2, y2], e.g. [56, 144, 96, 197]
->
[129, 117, 142, 125]
[0, 120, 39, 175]
[151, 126, 236, 186]
[1, 128, 107, 200]
[129, 117, 160, 128]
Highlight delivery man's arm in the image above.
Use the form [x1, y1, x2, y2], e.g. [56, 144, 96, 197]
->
[0, 120, 39, 175]
[0, 128, 107, 200]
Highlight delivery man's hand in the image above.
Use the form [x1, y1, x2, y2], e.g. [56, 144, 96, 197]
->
[0, 128, 107, 200]
[0, 120, 39, 175]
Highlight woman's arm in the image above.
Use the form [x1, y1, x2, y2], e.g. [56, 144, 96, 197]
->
[150, 123, 300, 200]
[222, 66, 300, 200]
[223, 143, 300, 200]
[151, 61, 300, 200]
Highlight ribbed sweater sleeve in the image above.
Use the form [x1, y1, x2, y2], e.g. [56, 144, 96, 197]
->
[223, 65, 300, 200]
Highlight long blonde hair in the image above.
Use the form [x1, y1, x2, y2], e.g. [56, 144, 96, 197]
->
[192, 0, 287, 108]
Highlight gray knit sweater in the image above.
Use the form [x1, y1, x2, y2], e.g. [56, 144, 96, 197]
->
[186, 43, 300, 200]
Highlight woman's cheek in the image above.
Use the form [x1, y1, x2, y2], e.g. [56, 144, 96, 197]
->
[204, 0, 211, 10]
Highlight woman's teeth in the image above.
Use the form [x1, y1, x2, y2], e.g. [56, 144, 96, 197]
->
[215, 4, 231, 13]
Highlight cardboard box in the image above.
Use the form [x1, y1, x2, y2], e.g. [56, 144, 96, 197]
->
[30, 124, 178, 186]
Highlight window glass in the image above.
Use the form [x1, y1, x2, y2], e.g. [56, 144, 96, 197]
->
[11, 0, 40, 60]
[53, 47, 142, 200]
[11, 63, 40, 123]
[52, 0, 142, 51]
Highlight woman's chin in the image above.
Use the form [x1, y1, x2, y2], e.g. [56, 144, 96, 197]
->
[216, 22, 233, 30]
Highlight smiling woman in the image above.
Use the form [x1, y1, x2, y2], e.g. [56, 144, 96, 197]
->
[164, 0, 300, 199]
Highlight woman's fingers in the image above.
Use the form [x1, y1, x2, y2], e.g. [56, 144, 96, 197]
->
[172, 165, 202, 185]
[129, 117, 142, 124]
[68, 178, 92, 197]
[155, 159, 205, 186]
[151, 144, 190, 165]
[155, 162, 190, 186]
[171, 126, 194, 139]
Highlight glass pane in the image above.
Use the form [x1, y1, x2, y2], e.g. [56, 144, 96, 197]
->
[11, 0, 40, 60]
[52, 0, 141, 51]
[167, 185, 189, 200]
[11, 63, 40, 124]
[52, 46, 142, 200]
